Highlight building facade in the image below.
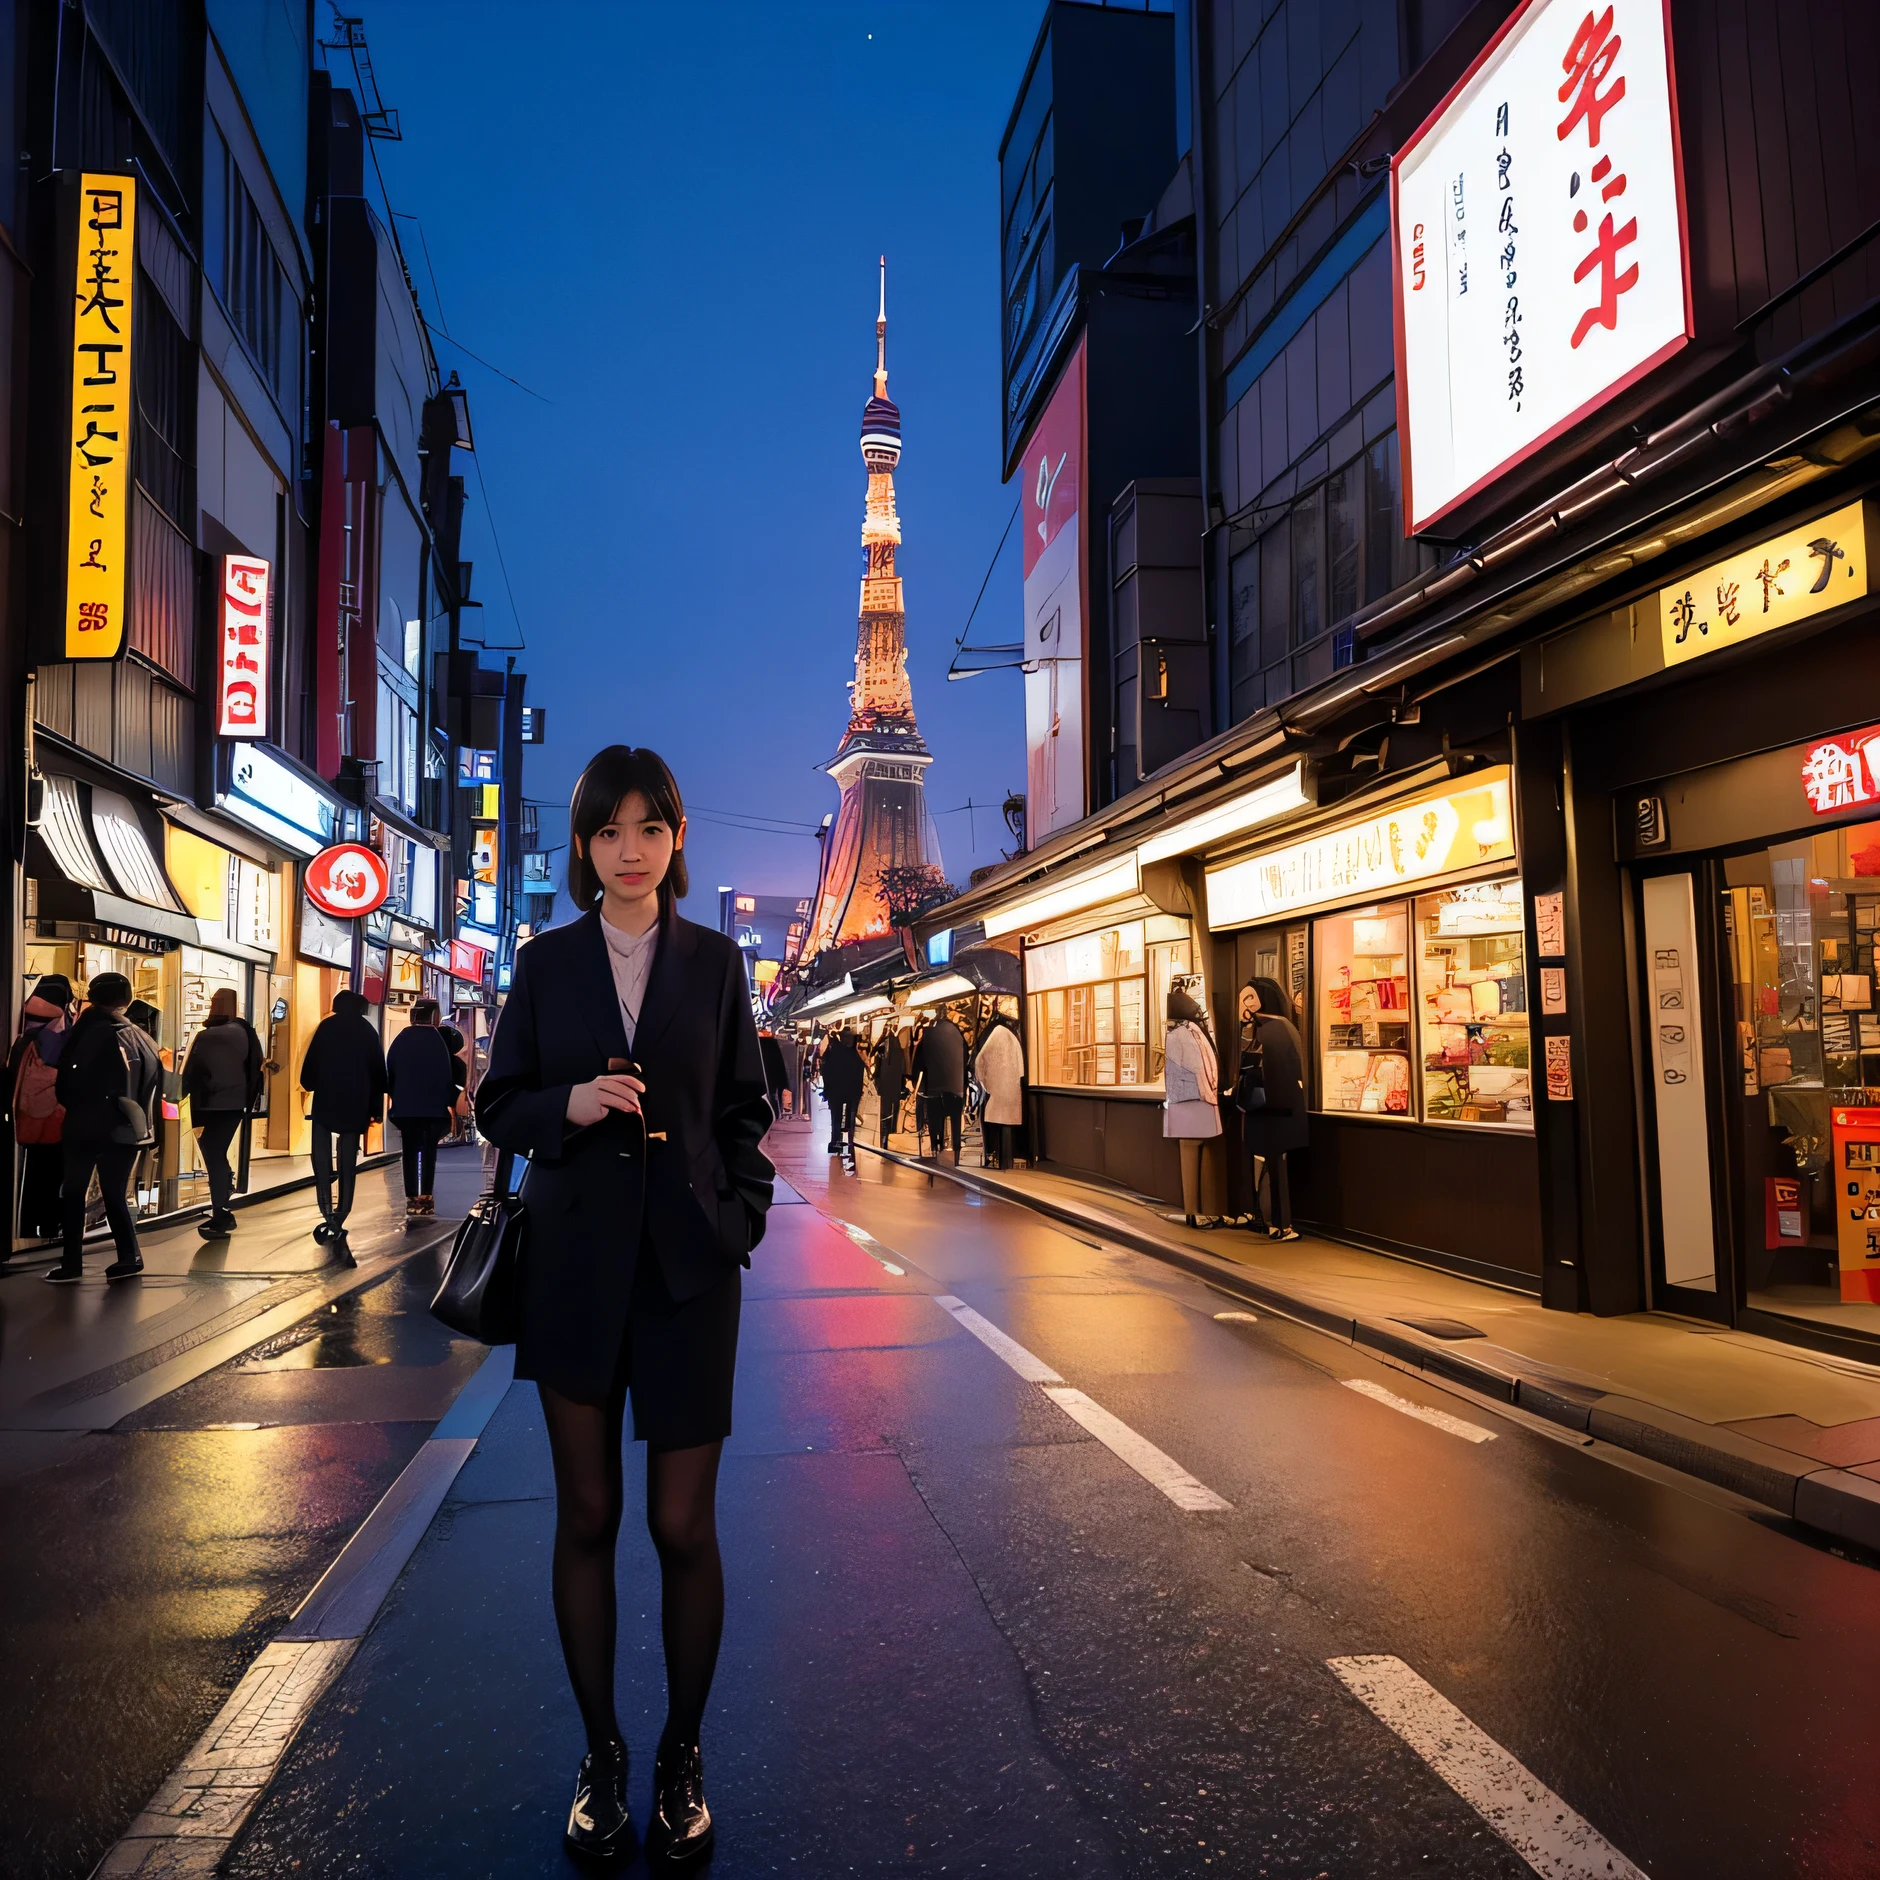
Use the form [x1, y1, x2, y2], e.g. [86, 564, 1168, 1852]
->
[6, 2, 534, 1237]
[936, 0, 1880, 1362]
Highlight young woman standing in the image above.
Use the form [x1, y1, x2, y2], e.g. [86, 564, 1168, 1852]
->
[477, 746, 773, 1866]
[1238, 976, 1308, 1241]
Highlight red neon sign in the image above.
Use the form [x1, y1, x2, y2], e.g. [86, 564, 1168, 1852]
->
[1801, 726, 1880, 817]
[304, 843, 390, 918]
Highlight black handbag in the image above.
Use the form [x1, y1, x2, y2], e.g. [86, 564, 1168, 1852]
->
[1234, 1028, 1268, 1112]
[431, 1149, 526, 1344]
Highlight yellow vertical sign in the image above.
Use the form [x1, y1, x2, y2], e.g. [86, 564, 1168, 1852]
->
[66, 172, 137, 660]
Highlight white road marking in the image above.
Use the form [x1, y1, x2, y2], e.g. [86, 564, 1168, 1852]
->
[933, 1294, 1063, 1383]
[1328, 1655, 1650, 1880]
[836, 1220, 906, 1275]
[1042, 1386, 1233, 1512]
[929, 1294, 1231, 1511]
[1213, 1310, 1258, 1323]
[1342, 1376, 1496, 1443]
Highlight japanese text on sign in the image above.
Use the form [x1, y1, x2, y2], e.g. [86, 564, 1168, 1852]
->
[216, 555, 270, 738]
[1658, 500, 1869, 670]
[65, 173, 137, 659]
[1800, 723, 1880, 819]
[1393, 0, 1688, 533]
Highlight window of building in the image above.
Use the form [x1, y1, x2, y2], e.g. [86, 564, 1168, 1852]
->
[1315, 904, 1413, 1116]
[1226, 426, 1438, 723]
[1414, 880, 1531, 1127]
[375, 677, 418, 814]
[1025, 914, 1193, 1091]
[206, 122, 297, 415]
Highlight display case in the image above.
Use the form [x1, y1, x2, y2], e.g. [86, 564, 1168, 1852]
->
[1413, 878, 1531, 1128]
[1314, 904, 1413, 1115]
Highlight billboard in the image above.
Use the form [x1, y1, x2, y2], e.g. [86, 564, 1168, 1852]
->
[64, 173, 138, 659]
[1019, 336, 1087, 847]
[216, 555, 270, 738]
[1392, 0, 1690, 533]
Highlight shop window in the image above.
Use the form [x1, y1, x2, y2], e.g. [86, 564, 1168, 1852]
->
[1314, 903, 1413, 1115]
[1414, 878, 1531, 1128]
[1024, 914, 1191, 1092]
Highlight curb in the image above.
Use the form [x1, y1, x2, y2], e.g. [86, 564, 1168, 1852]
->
[91, 1342, 516, 1877]
[861, 1145, 1880, 1558]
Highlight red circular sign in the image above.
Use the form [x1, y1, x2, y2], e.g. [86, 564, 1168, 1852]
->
[305, 843, 390, 919]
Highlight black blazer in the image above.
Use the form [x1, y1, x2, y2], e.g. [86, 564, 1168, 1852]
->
[476, 908, 775, 1399]
[386, 1025, 456, 1120]
[299, 1014, 388, 1133]
[1240, 1013, 1310, 1155]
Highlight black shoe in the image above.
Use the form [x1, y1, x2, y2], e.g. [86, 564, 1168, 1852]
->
[330, 1232, 357, 1269]
[650, 1740, 713, 1865]
[105, 1257, 144, 1281]
[43, 1264, 82, 1285]
[564, 1737, 633, 1864]
[312, 1221, 333, 1244]
[198, 1215, 233, 1240]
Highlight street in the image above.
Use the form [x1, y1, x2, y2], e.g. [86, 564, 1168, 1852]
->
[10, 1112, 1873, 1878]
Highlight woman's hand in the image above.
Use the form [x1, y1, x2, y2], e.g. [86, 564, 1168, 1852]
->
[565, 1071, 645, 1127]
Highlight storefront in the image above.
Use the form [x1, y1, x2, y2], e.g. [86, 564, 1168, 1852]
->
[1524, 487, 1880, 1354]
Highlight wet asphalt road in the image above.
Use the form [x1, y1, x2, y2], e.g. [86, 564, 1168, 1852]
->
[0, 1153, 486, 1880]
[11, 1122, 1880, 1877]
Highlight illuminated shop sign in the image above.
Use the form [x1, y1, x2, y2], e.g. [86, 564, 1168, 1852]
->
[1801, 725, 1880, 818]
[222, 744, 341, 857]
[64, 173, 137, 660]
[1659, 500, 1870, 670]
[472, 825, 499, 885]
[1393, 0, 1689, 532]
[216, 555, 270, 737]
[305, 842, 391, 919]
[298, 899, 354, 969]
[449, 938, 488, 981]
[1206, 769, 1515, 928]
[458, 748, 497, 783]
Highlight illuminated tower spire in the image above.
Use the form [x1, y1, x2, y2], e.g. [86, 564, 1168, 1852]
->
[804, 258, 943, 957]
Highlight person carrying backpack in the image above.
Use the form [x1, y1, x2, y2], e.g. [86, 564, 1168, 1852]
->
[46, 972, 159, 1283]
[6, 973, 74, 1242]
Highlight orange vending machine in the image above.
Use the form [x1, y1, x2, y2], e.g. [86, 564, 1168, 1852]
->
[1831, 1106, 1880, 1302]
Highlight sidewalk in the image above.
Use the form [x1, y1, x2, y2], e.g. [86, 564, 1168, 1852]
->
[0, 1150, 477, 1440]
[863, 1142, 1880, 1555]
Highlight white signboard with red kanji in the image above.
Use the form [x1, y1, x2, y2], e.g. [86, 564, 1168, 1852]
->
[217, 553, 270, 739]
[1392, 0, 1691, 534]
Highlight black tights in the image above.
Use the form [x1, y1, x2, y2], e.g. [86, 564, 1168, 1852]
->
[539, 1380, 725, 1758]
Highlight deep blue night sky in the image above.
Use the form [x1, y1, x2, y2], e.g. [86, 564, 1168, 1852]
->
[348, 2, 1044, 916]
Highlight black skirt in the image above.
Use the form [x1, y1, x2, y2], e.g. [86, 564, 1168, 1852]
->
[555, 1250, 741, 1451]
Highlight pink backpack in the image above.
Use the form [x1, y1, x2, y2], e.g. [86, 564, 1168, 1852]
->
[14, 1035, 64, 1144]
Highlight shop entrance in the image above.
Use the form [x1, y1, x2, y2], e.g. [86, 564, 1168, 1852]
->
[1636, 827, 1880, 1351]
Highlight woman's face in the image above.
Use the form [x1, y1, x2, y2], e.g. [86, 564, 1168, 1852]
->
[581, 790, 685, 907]
[1238, 986, 1259, 1022]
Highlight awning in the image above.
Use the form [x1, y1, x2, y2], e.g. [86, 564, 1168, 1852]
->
[32, 774, 201, 947]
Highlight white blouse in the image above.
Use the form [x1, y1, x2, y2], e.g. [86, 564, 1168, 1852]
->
[600, 916, 658, 1046]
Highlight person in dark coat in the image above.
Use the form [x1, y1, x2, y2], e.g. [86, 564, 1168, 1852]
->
[1238, 976, 1308, 1241]
[913, 1010, 968, 1163]
[871, 1024, 909, 1147]
[818, 1025, 865, 1155]
[773, 1029, 800, 1116]
[298, 988, 386, 1256]
[180, 988, 265, 1240]
[386, 998, 456, 1222]
[476, 744, 773, 1866]
[45, 973, 159, 1283]
[440, 1023, 471, 1139]
[6, 973, 74, 1243]
[757, 1029, 787, 1120]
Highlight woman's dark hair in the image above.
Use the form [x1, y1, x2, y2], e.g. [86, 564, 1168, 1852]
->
[333, 988, 368, 1018]
[566, 745, 689, 912]
[1247, 975, 1293, 1022]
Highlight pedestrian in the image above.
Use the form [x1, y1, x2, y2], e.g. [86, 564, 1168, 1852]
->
[477, 743, 773, 1866]
[298, 988, 386, 1259]
[871, 1022, 909, 1147]
[386, 998, 455, 1223]
[1162, 987, 1221, 1228]
[45, 972, 159, 1283]
[913, 1005, 967, 1164]
[974, 1015, 1024, 1170]
[1237, 976, 1307, 1242]
[773, 1028, 799, 1116]
[758, 1028, 787, 1120]
[6, 972, 74, 1243]
[441, 1023, 472, 1140]
[180, 988, 264, 1240]
[818, 1023, 865, 1156]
